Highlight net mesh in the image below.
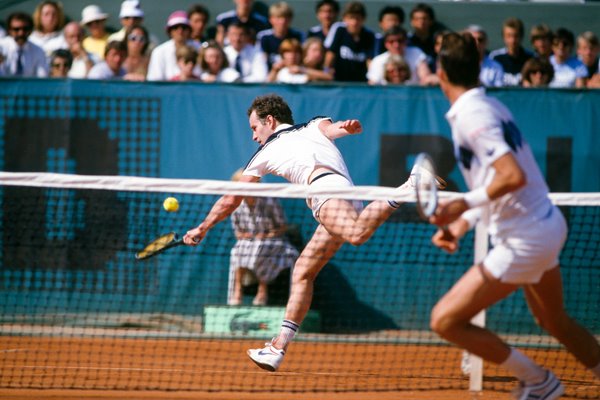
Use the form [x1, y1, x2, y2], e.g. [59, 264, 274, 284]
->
[0, 172, 598, 397]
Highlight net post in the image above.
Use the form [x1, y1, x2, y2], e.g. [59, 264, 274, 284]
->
[468, 221, 489, 392]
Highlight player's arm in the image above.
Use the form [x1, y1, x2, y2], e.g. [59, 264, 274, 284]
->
[319, 119, 362, 140]
[183, 174, 260, 245]
[430, 152, 526, 227]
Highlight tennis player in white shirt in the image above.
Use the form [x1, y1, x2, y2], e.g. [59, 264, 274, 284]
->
[430, 32, 600, 400]
[183, 93, 442, 372]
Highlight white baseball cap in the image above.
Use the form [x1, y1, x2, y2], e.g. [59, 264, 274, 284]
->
[81, 5, 109, 25]
[120, 0, 144, 19]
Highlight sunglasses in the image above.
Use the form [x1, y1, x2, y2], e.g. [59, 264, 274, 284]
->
[52, 63, 70, 68]
[170, 24, 190, 31]
[10, 26, 31, 32]
[128, 34, 146, 42]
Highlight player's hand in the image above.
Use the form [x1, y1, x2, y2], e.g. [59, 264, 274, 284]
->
[431, 219, 468, 254]
[430, 198, 468, 227]
[183, 226, 206, 246]
[340, 119, 362, 134]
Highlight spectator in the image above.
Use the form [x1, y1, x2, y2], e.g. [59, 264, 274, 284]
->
[307, 0, 339, 42]
[170, 45, 200, 81]
[324, 1, 376, 82]
[107, 0, 158, 53]
[122, 25, 150, 81]
[407, 3, 437, 71]
[62, 21, 97, 78]
[188, 4, 211, 45]
[367, 26, 434, 85]
[530, 24, 553, 60]
[48, 48, 72, 77]
[302, 37, 333, 81]
[215, 0, 270, 46]
[577, 31, 600, 88]
[489, 17, 533, 86]
[374, 5, 404, 55]
[521, 57, 554, 88]
[81, 5, 110, 60]
[227, 169, 298, 307]
[267, 38, 306, 83]
[29, 1, 66, 57]
[198, 40, 240, 83]
[87, 40, 127, 80]
[549, 27, 587, 88]
[0, 26, 5, 38]
[0, 12, 48, 77]
[257, 2, 305, 71]
[223, 22, 268, 82]
[464, 25, 504, 87]
[147, 11, 199, 81]
[383, 54, 410, 85]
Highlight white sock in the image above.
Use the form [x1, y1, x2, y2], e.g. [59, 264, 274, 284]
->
[592, 361, 600, 379]
[500, 348, 546, 385]
[276, 319, 299, 350]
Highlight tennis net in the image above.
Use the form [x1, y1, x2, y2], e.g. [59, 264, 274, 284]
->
[0, 172, 598, 397]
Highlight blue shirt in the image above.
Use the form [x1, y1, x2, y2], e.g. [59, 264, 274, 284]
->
[324, 22, 376, 82]
[257, 28, 305, 70]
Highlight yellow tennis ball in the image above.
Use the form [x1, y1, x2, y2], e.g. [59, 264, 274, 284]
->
[163, 197, 179, 212]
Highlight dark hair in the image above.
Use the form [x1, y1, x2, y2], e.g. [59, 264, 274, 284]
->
[199, 40, 229, 70]
[50, 48, 73, 67]
[7, 12, 34, 31]
[248, 94, 294, 125]
[503, 17, 524, 39]
[383, 26, 407, 41]
[530, 24, 553, 44]
[316, 0, 340, 14]
[410, 3, 435, 21]
[554, 27, 575, 48]
[521, 57, 554, 85]
[104, 40, 128, 57]
[124, 24, 150, 54]
[188, 4, 210, 20]
[439, 32, 480, 88]
[379, 6, 404, 25]
[342, 2, 367, 19]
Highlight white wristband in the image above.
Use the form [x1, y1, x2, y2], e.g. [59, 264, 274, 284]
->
[464, 187, 491, 208]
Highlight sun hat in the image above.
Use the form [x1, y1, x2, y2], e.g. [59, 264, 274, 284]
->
[81, 5, 109, 25]
[120, 0, 144, 19]
[166, 10, 190, 29]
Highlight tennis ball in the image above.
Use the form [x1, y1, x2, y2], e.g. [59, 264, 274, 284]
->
[163, 197, 179, 212]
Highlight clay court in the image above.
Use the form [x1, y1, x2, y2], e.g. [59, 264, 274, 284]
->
[1, 335, 598, 399]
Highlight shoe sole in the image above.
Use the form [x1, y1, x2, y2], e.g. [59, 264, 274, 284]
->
[247, 351, 277, 372]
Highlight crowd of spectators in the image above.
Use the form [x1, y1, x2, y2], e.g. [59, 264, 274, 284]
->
[0, 0, 598, 88]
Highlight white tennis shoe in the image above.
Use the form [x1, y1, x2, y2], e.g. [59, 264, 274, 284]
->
[512, 370, 564, 400]
[389, 164, 447, 208]
[247, 340, 285, 372]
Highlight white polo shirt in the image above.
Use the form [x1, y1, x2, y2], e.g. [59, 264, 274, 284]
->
[445, 87, 551, 237]
[243, 117, 353, 185]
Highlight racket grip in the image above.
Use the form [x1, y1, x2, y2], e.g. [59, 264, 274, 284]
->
[441, 225, 453, 240]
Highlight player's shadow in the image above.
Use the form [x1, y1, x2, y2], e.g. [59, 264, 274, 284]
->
[312, 263, 398, 333]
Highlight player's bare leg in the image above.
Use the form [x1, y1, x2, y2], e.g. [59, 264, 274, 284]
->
[524, 266, 600, 369]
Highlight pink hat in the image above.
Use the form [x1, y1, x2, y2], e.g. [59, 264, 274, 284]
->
[166, 10, 190, 29]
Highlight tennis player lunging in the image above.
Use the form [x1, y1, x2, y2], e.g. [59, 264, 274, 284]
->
[183, 93, 441, 371]
[430, 32, 600, 399]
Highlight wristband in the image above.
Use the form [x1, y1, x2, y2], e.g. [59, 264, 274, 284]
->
[464, 187, 491, 208]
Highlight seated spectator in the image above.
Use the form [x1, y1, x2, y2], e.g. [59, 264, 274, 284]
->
[0, 12, 48, 77]
[374, 5, 404, 55]
[577, 31, 600, 88]
[227, 169, 298, 307]
[530, 24, 553, 60]
[267, 38, 306, 83]
[490, 17, 533, 86]
[188, 4, 211, 45]
[223, 22, 267, 83]
[367, 26, 434, 85]
[383, 54, 410, 85]
[215, 0, 270, 46]
[464, 25, 504, 87]
[48, 48, 72, 77]
[147, 11, 200, 81]
[107, 1, 158, 53]
[29, 1, 66, 57]
[170, 45, 201, 81]
[407, 3, 438, 72]
[521, 57, 554, 88]
[307, 0, 339, 42]
[81, 5, 110, 60]
[324, 1, 376, 82]
[549, 27, 587, 88]
[62, 21, 97, 78]
[87, 40, 127, 80]
[257, 1, 305, 71]
[122, 25, 150, 81]
[302, 37, 333, 81]
[198, 40, 240, 83]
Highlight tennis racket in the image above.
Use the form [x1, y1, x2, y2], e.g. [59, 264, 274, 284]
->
[135, 232, 186, 260]
[413, 152, 440, 220]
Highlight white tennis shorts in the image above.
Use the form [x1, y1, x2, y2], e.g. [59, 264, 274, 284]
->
[307, 173, 364, 222]
[484, 205, 567, 284]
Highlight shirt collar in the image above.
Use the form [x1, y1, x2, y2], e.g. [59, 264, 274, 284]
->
[445, 86, 485, 122]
